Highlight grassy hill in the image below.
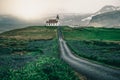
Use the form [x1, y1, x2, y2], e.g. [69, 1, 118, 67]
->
[0, 26, 57, 40]
[63, 26, 120, 67]
[0, 26, 80, 80]
[63, 27, 120, 42]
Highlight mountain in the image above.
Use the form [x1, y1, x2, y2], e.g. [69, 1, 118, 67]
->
[0, 15, 45, 33]
[1, 5, 120, 32]
[0, 14, 91, 33]
[89, 11, 120, 27]
[59, 13, 91, 26]
[96, 5, 119, 14]
[0, 15, 28, 33]
[81, 5, 120, 25]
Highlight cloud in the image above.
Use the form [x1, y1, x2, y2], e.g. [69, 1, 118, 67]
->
[0, 0, 120, 19]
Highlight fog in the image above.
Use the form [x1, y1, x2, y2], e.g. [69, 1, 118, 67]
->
[0, 0, 120, 19]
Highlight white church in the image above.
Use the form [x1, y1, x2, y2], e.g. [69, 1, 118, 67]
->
[46, 15, 60, 26]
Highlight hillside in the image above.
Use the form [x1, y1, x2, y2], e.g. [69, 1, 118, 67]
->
[82, 5, 120, 27]
[0, 15, 29, 33]
[0, 26, 80, 80]
[0, 15, 44, 33]
[97, 5, 120, 14]
[63, 27, 120, 41]
[89, 11, 120, 27]
[0, 26, 57, 40]
[62, 27, 120, 67]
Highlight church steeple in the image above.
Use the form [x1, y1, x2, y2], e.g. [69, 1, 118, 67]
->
[56, 14, 59, 20]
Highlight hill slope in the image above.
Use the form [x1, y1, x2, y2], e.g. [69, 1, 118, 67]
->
[0, 26, 57, 40]
[63, 27, 120, 41]
[0, 26, 80, 80]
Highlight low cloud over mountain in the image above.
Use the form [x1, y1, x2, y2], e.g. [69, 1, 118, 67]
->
[89, 8, 120, 28]
[79, 5, 120, 28]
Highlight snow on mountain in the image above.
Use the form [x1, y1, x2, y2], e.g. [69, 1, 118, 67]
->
[89, 10, 120, 28]
[81, 15, 94, 21]
[81, 5, 120, 22]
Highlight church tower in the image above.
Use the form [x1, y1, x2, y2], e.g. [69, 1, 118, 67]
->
[56, 14, 59, 20]
[56, 14, 60, 26]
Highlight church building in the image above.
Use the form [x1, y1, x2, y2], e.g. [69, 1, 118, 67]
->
[46, 15, 60, 26]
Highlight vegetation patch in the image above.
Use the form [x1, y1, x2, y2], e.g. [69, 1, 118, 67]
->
[0, 26, 57, 40]
[67, 40, 120, 67]
[8, 56, 79, 80]
[0, 26, 80, 80]
[62, 27, 120, 67]
[62, 27, 120, 41]
[0, 39, 79, 80]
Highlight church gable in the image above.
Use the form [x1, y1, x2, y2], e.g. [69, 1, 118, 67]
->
[46, 15, 60, 26]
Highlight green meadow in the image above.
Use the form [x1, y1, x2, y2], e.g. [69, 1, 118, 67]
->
[63, 26, 120, 67]
[63, 27, 120, 41]
[0, 26, 79, 80]
[0, 26, 57, 40]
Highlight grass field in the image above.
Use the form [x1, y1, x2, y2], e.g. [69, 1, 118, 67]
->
[0, 26, 80, 80]
[63, 26, 120, 67]
[0, 26, 57, 40]
[62, 27, 120, 41]
[67, 40, 120, 67]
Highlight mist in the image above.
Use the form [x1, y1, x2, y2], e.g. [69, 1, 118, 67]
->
[0, 0, 120, 19]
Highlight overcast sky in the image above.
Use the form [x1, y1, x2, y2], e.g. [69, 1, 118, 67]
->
[0, 0, 120, 19]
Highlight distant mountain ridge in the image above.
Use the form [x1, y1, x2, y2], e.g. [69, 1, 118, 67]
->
[59, 13, 91, 26]
[0, 15, 45, 33]
[0, 5, 120, 33]
[96, 5, 120, 14]
[0, 13, 91, 33]
[81, 5, 120, 23]
[89, 11, 120, 27]
[0, 15, 30, 33]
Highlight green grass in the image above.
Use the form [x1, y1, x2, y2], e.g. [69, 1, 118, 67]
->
[62, 27, 120, 41]
[9, 56, 79, 80]
[0, 39, 79, 80]
[67, 40, 120, 67]
[0, 26, 80, 80]
[0, 26, 57, 40]
[62, 26, 120, 67]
